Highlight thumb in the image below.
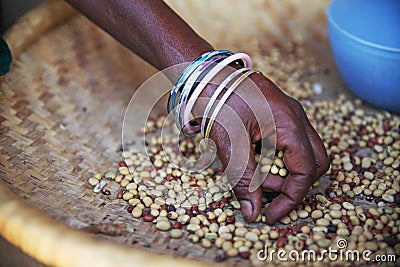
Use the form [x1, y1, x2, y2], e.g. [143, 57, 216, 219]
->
[211, 124, 262, 222]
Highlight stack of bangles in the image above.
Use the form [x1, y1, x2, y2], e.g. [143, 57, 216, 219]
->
[167, 50, 261, 139]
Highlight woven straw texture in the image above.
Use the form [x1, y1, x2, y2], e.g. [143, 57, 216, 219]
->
[0, 0, 349, 266]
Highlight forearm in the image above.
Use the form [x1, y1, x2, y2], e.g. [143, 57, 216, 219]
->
[66, 0, 213, 71]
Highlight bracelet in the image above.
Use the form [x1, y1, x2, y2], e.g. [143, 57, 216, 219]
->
[168, 50, 232, 114]
[182, 53, 252, 135]
[175, 55, 229, 134]
[200, 67, 251, 138]
[204, 70, 259, 139]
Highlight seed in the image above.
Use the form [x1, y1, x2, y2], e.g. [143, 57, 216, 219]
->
[343, 162, 353, 172]
[342, 202, 355, 210]
[101, 189, 111, 195]
[382, 194, 394, 203]
[156, 220, 171, 231]
[361, 158, 371, 168]
[260, 165, 271, 173]
[316, 218, 330, 226]
[277, 236, 287, 248]
[143, 214, 155, 222]
[313, 226, 328, 233]
[227, 248, 238, 257]
[218, 226, 230, 236]
[240, 251, 251, 260]
[373, 189, 384, 198]
[330, 210, 342, 219]
[132, 207, 142, 218]
[327, 224, 338, 233]
[364, 171, 374, 180]
[226, 216, 235, 224]
[288, 210, 298, 221]
[269, 230, 279, 240]
[172, 222, 182, 229]
[245, 232, 258, 242]
[230, 201, 240, 209]
[93, 180, 107, 193]
[279, 215, 291, 224]
[170, 229, 183, 239]
[297, 210, 309, 219]
[365, 241, 378, 251]
[188, 234, 199, 243]
[316, 238, 330, 248]
[209, 223, 219, 233]
[217, 212, 227, 223]
[201, 238, 212, 248]
[235, 227, 248, 237]
[123, 192, 134, 201]
[104, 171, 116, 180]
[88, 177, 99, 186]
[222, 241, 233, 251]
[311, 210, 323, 219]
[383, 157, 394, 166]
[270, 165, 279, 175]
[187, 223, 200, 233]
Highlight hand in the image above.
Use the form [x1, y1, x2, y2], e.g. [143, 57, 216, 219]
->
[196, 71, 330, 224]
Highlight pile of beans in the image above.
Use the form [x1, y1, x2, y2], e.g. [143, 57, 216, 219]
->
[87, 40, 400, 265]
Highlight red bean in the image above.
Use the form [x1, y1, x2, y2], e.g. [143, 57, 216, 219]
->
[117, 189, 125, 199]
[226, 216, 235, 224]
[101, 189, 111, 195]
[277, 237, 287, 248]
[172, 222, 182, 229]
[240, 251, 251, 260]
[143, 215, 155, 222]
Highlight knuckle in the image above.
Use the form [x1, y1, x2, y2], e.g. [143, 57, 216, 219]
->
[287, 97, 304, 112]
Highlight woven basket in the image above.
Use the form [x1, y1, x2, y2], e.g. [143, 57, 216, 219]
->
[0, 1, 341, 266]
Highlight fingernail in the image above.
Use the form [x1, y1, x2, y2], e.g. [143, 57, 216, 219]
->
[240, 200, 254, 221]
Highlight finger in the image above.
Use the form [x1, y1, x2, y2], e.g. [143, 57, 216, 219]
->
[261, 173, 285, 193]
[265, 125, 316, 224]
[210, 123, 262, 223]
[303, 118, 330, 178]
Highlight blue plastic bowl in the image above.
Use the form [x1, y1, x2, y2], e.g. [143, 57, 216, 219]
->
[327, 0, 400, 113]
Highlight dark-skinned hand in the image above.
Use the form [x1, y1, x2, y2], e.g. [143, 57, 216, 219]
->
[194, 70, 330, 224]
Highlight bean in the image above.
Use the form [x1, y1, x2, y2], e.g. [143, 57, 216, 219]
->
[227, 248, 239, 257]
[245, 232, 258, 242]
[156, 220, 171, 231]
[93, 180, 107, 193]
[201, 238, 212, 248]
[132, 207, 143, 218]
[235, 227, 248, 237]
[88, 177, 99, 186]
[188, 234, 199, 243]
[269, 230, 279, 240]
[342, 202, 354, 210]
[297, 210, 309, 219]
[170, 229, 183, 239]
[311, 210, 323, 219]
[316, 218, 330, 226]
[330, 210, 342, 219]
[382, 194, 394, 203]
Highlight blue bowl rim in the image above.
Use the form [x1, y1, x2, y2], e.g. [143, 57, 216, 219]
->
[326, 0, 400, 53]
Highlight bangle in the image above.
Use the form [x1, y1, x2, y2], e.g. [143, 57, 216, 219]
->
[200, 67, 251, 138]
[182, 53, 252, 135]
[204, 70, 259, 139]
[175, 55, 229, 134]
[168, 50, 232, 114]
